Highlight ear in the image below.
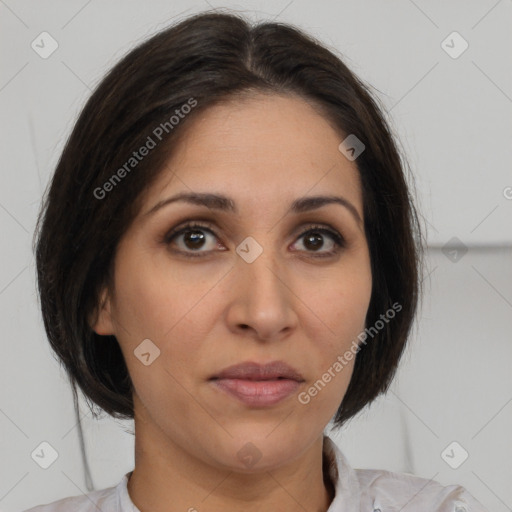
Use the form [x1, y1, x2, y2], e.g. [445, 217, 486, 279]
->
[89, 286, 115, 336]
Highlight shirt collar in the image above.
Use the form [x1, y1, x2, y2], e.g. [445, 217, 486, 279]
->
[323, 434, 362, 511]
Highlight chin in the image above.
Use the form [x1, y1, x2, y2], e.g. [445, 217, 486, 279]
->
[207, 428, 312, 473]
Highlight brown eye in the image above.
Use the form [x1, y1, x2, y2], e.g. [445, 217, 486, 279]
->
[291, 226, 345, 258]
[164, 222, 222, 257]
[163, 221, 345, 259]
[182, 229, 207, 250]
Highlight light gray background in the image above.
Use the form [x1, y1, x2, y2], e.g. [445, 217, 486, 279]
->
[1, 1, 511, 511]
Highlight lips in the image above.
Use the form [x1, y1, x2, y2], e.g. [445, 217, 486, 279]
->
[209, 361, 305, 407]
[210, 361, 305, 382]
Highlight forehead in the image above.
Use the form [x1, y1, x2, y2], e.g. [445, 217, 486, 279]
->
[143, 93, 363, 218]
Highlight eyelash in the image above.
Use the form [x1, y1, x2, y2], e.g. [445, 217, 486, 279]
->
[162, 221, 346, 259]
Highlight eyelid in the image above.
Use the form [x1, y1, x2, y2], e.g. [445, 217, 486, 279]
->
[162, 219, 217, 243]
[163, 219, 344, 241]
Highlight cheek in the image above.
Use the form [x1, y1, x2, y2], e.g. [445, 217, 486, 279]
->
[316, 271, 370, 360]
[110, 252, 215, 388]
[292, 263, 371, 417]
[309, 262, 372, 345]
[111, 247, 211, 341]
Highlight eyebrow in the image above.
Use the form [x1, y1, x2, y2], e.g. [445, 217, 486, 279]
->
[144, 192, 362, 224]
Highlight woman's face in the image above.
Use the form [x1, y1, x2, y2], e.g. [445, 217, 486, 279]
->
[94, 93, 372, 471]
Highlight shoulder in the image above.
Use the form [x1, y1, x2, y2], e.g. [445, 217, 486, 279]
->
[323, 436, 488, 511]
[354, 467, 489, 511]
[21, 478, 122, 512]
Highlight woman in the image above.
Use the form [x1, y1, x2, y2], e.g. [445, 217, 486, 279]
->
[27, 10, 488, 512]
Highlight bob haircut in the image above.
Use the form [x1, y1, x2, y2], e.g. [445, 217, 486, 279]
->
[34, 10, 425, 429]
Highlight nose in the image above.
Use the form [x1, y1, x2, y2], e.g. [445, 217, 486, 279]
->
[225, 247, 298, 342]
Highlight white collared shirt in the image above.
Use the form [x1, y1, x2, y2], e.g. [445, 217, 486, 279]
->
[24, 435, 488, 511]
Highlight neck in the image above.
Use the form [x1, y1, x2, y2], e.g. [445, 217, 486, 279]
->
[127, 410, 335, 512]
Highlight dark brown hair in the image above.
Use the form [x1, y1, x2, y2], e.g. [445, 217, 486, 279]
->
[33, 10, 425, 429]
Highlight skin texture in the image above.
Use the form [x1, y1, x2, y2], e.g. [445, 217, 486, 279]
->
[92, 93, 373, 512]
